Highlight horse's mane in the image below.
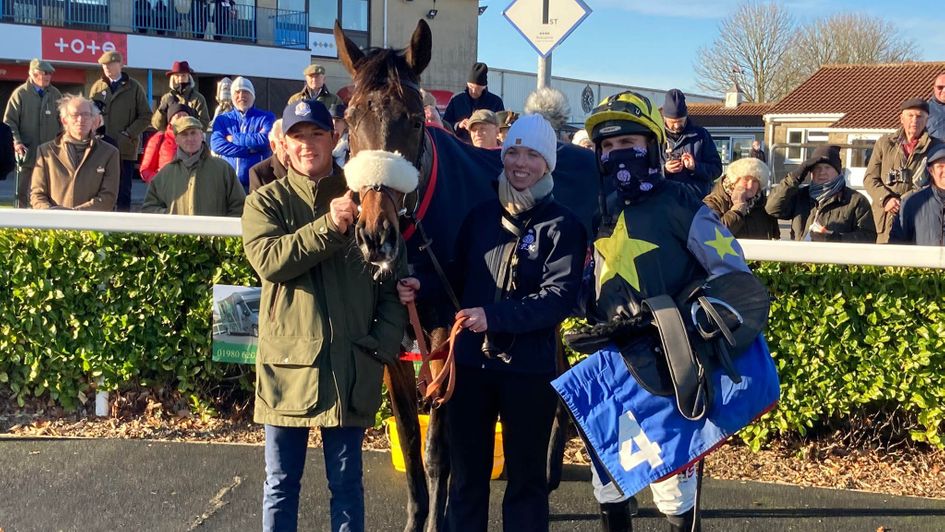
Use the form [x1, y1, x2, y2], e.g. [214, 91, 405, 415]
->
[350, 48, 416, 105]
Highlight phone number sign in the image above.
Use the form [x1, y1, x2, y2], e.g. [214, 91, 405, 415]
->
[41, 28, 127, 64]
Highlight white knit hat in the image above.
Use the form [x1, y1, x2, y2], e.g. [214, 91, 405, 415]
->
[725, 157, 771, 189]
[571, 129, 590, 146]
[501, 114, 557, 172]
[230, 76, 255, 98]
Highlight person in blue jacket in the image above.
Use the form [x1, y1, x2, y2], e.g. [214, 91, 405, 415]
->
[211, 76, 274, 191]
[661, 89, 723, 199]
[398, 114, 586, 532]
[891, 144, 945, 245]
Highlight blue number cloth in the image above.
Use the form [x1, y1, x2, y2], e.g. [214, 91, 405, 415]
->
[551, 334, 779, 497]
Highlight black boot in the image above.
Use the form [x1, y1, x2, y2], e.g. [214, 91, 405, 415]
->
[599, 501, 632, 532]
[665, 507, 700, 532]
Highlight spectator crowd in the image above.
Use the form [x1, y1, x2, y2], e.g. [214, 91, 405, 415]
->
[5, 41, 945, 532]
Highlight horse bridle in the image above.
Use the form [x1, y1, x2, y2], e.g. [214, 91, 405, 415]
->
[349, 76, 428, 227]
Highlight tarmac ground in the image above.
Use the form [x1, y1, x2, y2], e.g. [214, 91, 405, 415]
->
[1, 438, 944, 532]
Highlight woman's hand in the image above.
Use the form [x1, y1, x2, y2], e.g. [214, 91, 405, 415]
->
[397, 277, 421, 305]
[457, 307, 488, 333]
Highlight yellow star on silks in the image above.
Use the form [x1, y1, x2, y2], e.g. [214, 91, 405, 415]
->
[594, 211, 659, 291]
[705, 227, 739, 260]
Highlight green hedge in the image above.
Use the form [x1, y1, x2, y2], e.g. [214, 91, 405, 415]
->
[1, 229, 943, 449]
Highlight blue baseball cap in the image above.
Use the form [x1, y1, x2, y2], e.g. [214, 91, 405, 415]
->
[282, 99, 333, 134]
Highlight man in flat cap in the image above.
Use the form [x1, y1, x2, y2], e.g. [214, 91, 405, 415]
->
[443, 62, 505, 143]
[864, 97, 942, 243]
[466, 109, 500, 149]
[151, 60, 211, 131]
[89, 50, 152, 211]
[142, 115, 244, 216]
[288, 63, 343, 108]
[3, 58, 63, 207]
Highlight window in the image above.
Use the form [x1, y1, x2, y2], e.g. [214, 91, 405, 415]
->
[785, 129, 828, 162]
[849, 139, 876, 168]
[713, 136, 731, 164]
[785, 129, 804, 161]
[342, 0, 368, 32]
[310, 0, 369, 48]
[310, 0, 338, 29]
[730, 136, 755, 162]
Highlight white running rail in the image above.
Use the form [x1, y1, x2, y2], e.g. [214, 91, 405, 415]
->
[2, 209, 945, 269]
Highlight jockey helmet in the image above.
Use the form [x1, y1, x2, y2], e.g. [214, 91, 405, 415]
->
[585, 91, 665, 146]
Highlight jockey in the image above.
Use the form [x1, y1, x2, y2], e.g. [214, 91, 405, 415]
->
[578, 90, 756, 532]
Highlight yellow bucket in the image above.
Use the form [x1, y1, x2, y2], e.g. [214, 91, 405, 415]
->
[385, 415, 504, 480]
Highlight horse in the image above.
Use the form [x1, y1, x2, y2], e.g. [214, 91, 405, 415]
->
[333, 20, 603, 532]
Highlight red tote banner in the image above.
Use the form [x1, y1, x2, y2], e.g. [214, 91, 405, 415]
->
[41, 28, 127, 65]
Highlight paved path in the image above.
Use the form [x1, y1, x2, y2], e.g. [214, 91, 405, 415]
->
[1, 438, 943, 531]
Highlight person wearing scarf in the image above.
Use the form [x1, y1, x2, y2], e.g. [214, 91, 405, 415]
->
[891, 145, 945, 245]
[141, 116, 244, 216]
[766, 145, 876, 242]
[397, 114, 586, 532]
[704, 156, 780, 239]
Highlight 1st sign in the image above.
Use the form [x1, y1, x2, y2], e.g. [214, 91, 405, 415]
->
[504, 0, 592, 58]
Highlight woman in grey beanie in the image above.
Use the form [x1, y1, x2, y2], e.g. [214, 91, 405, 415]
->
[398, 114, 587, 531]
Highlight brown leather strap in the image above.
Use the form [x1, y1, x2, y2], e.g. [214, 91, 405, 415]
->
[423, 318, 462, 407]
[406, 301, 434, 397]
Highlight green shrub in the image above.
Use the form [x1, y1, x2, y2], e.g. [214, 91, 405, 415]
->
[0, 230, 255, 411]
[1, 229, 943, 449]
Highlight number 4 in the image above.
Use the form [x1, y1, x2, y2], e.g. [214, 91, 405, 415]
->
[618, 410, 663, 471]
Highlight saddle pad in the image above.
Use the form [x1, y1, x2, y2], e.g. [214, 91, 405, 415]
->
[551, 334, 779, 497]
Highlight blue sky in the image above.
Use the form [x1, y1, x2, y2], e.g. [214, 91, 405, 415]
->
[477, 0, 945, 97]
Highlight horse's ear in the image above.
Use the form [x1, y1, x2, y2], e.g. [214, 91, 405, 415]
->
[405, 20, 432, 79]
[334, 20, 364, 76]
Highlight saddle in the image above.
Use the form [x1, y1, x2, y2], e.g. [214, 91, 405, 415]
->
[566, 271, 770, 420]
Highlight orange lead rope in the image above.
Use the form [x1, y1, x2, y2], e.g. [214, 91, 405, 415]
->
[406, 301, 434, 397]
[405, 300, 460, 407]
[423, 318, 462, 407]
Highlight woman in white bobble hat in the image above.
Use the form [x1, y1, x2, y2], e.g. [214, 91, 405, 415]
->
[397, 114, 587, 531]
[703, 156, 780, 240]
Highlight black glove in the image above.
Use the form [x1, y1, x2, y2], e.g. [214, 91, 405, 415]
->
[563, 315, 651, 355]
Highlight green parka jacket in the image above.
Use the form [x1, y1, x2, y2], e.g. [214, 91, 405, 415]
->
[2, 80, 62, 167]
[141, 144, 244, 216]
[863, 129, 939, 243]
[89, 72, 152, 161]
[241, 166, 406, 428]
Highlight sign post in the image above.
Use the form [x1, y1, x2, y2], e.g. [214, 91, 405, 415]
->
[504, 0, 591, 89]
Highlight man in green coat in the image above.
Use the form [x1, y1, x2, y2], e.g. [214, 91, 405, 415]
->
[150, 61, 211, 131]
[242, 99, 406, 532]
[3, 58, 63, 208]
[287, 63, 343, 109]
[141, 116, 244, 216]
[863, 98, 941, 243]
[89, 51, 151, 212]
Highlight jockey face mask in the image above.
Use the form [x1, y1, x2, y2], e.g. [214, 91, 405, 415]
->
[602, 146, 662, 202]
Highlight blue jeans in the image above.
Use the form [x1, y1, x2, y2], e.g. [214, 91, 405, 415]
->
[262, 425, 366, 532]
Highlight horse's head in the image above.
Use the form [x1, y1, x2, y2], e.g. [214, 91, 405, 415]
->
[334, 20, 432, 271]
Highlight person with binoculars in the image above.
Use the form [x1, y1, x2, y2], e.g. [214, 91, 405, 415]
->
[864, 98, 943, 243]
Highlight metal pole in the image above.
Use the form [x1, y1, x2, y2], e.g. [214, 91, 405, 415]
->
[537, 53, 552, 89]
